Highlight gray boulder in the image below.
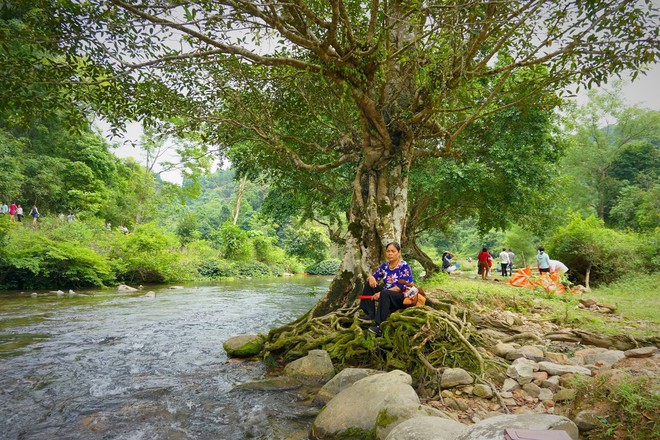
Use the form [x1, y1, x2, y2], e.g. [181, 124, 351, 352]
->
[385, 416, 467, 440]
[375, 404, 453, 439]
[624, 346, 658, 358]
[505, 346, 545, 362]
[314, 367, 383, 406]
[117, 284, 138, 292]
[283, 349, 335, 385]
[583, 350, 625, 368]
[441, 368, 474, 388]
[573, 410, 601, 432]
[537, 361, 592, 376]
[310, 370, 418, 439]
[222, 334, 265, 358]
[456, 414, 579, 440]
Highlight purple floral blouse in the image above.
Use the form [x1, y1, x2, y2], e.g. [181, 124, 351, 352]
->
[372, 260, 413, 291]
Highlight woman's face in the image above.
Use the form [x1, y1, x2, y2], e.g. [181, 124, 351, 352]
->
[385, 244, 401, 263]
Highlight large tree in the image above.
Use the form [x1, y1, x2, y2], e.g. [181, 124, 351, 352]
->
[562, 86, 660, 224]
[6, 1, 658, 315]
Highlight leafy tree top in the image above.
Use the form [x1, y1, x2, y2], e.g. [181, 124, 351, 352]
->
[4, 1, 658, 162]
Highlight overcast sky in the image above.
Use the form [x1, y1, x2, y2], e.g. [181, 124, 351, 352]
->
[105, 63, 660, 184]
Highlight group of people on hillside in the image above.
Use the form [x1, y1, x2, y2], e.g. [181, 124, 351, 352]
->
[477, 246, 567, 280]
[0, 201, 39, 224]
[477, 247, 514, 280]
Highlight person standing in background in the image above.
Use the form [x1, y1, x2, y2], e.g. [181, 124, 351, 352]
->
[537, 246, 551, 274]
[507, 248, 515, 275]
[1, 202, 8, 216]
[30, 205, 40, 225]
[16, 204, 23, 222]
[477, 247, 491, 280]
[499, 248, 509, 276]
[9, 202, 17, 222]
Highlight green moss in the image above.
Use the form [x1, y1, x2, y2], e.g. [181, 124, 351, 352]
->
[335, 427, 376, 440]
[223, 335, 265, 357]
[375, 408, 399, 429]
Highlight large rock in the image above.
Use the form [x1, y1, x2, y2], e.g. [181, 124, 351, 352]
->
[310, 370, 418, 439]
[493, 342, 518, 358]
[455, 414, 579, 440]
[283, 349, 335, 385]
[375, 404, 453, 439]
[537, 361, 592, 376]
[505, 346, 545, 362]
[624, 346, 658, 358]
[441, 368, 474, 388]
[583, 350, 625, 368]
[117, 284, 138, 292]
[385, 416, 467, 440]
[574, 410, 601, 432]
[506, 362, 537, 385]
[313, 368, 383, 406]
[222, 334, 265, 358]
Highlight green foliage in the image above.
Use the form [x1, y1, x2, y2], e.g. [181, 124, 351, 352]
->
[213, 222, 252, 261]
[0, 221, 114, 289]
[284, 225, 330, 263]
[548, 215, 645, 285]
[175, 211, 200, 244]
[566, 373, 659, 439]
[306, 259, 341, 276]
[561, 87, 660, 229]
[251, 230, 286, 265]
[114, 222, 185, 283]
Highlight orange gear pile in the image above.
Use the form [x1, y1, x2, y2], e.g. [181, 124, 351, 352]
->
[508, 267, 575, 294]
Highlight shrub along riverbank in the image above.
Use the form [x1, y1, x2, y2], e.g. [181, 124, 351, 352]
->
[0, 217, 339, 290]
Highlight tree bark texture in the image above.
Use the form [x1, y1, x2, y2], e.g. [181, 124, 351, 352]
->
[311, 140, 410, 317]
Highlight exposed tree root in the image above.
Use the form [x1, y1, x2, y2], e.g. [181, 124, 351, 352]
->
[264, 302, 490, 391]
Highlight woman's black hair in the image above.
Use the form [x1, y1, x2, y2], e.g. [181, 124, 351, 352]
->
[538, 246, 545, 252]
[385, 242, 401, 251]
[482, 246, 488, 252]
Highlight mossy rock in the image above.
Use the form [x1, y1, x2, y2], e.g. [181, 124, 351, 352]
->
[223, 334, 265, 358]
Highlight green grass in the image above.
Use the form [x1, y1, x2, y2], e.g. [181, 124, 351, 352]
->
[586, 274, 660, 323]
[420, 272, 660, 338]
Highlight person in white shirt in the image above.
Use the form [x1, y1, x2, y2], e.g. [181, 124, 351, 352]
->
[549, 260, 568, 274]
[499, 248, 510, 276]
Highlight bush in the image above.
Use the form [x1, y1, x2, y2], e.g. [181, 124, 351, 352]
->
[548, 215, 645, 286]
[0, 224, 114, 289]
[306, 259, 341, 275]
[284, 225, 330, 263]
[213, 222, 252, 261]
[113, 222, 182, 283]
[251, 231, 286, 265]
[235, 261, 271, 277]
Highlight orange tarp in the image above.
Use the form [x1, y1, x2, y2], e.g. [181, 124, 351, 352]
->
[508, 267, 574, 294]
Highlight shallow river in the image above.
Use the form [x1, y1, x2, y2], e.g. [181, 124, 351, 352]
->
[0, 276, 331, 440]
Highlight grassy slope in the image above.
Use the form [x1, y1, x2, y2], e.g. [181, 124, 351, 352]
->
[421, 270, 660, 339]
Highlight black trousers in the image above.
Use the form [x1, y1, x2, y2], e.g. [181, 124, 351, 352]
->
[501, 262, 508, 276]
[360, 283, 405, 325]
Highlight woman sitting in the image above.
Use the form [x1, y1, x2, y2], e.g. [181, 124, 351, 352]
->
[442, 251, 457, 274]
[358, 242, 413, 336]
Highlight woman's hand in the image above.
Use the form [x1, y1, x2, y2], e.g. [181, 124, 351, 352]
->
[368, 275, 377, 288]
[373, 292, 380, 300]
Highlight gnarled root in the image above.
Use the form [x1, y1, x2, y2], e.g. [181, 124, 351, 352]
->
[264, 303, 488, 390]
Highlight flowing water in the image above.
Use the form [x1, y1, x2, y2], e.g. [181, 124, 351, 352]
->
[0, 276, 332, 440]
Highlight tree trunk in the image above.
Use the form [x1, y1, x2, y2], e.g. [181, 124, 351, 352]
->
[585, 263, 592, 291]
[402, 230, 440, 278]
[310, 148, 409, 317]
[232, 175, 247, 225]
